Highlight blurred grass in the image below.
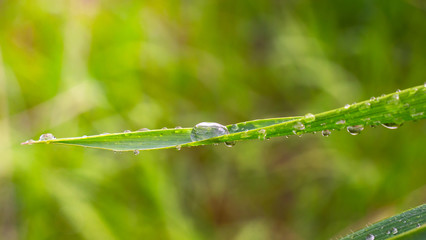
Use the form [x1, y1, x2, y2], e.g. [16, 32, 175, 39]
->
[0, 0, 425, 239]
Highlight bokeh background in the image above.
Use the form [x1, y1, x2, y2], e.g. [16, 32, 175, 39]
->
[1, 0, 426, 239]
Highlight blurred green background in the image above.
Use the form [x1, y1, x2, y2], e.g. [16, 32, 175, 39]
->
[1, 0, 425, 239]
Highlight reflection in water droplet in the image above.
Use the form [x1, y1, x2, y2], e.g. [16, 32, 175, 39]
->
[365, 234, 375, 240]
[392, 227, 398, 234]
[133, 150, 140, 155]
[322, 130, 331, 137]
[304, 113, 315, 123]
[258, 129, 267, 140]
[347, 125, 364, 135]
[381, 123, 402, 129]
[190, 122, 229, 142]
[39, 133, 55, 141]
[336, 120, 346, 125]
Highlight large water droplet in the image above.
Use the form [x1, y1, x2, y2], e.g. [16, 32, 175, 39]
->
[322, 130, 331, 137]
[304, 113, 315, 123]
[39, 133, 55, 141]
[381, 123, 402, 129]
[347, 125, 364, 135]
[190, 122, 229, 141]
[293, 122, 305, 130]
[365, 234, 375, 240]
[391, 227, 398, 234]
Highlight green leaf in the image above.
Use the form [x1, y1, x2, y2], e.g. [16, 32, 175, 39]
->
[22, 84, 426, 151]
[340, 204, 425, 240]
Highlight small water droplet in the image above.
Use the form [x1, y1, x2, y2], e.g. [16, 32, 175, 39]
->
[359, 102, 371, 112]
[123, 130, 131, 133]
[304, 113, 315, 123]
[370, 97, 376, 101]
[347, 125, 364, 135]
[224, 141, 236, 147]
[136, 128, 150, 132]
[133, 150, 140, 155]
[39, 133, 55, 141]
[396, 89, 401, 93]
[387, 94, 400, 105]
[417, 223, 421, 228]
[391, 227, 398, 234]
[230, 124, 239, 132]
[381, 123, 402, 129]
[162, 127, 168, 130]
[175, 145, 181, 151]
[258, 129, 267, 140]
[322, 130, 331, 137]
[336, 120, 346, 125]
[175, 126, 182, 129]
[190, 122, 229, 141]
[386, 230, 390, 235]
[293, 122, 305, 130]
[365, 234, 375, 240]
[320, 123, 326, 126]
[344, 104, 350, 109]
[21, 139, 35, 145]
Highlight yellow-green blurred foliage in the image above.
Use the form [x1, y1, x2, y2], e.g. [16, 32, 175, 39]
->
[1, 0, 425, 239]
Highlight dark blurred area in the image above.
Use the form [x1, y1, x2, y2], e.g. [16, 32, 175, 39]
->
[0, 0, 425, 239]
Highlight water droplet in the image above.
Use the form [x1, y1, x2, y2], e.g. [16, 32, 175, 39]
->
[391, 227, 398, 234]
[417, 223, 421, 228]
[224, 141, 236, 147]
[370, 97, 376, 101]
[175, 145, 181, 151]
[123, 130, 131, 133]
[365, 234, 375, 240]
[396, 89, 401, 93]
[136, 128, 150, 132]
[386, 231, 390, 235]
[381, 123, 402, 129]
[320, 123, 326, 126]
[162, 127, 168, 130]
[347, 125, 364, 135]
[293, 122, 305, 130]
[133, 150, 140, 155]
[39, 133, 55, 141]
[258, 129, 267, 140]
[82, 135, 87, 138]
[21, 139, 35, 145]
[387, 94, 400, 105]
[190, 122, 229, 141]
[344, 104, 350, 109]
[230, 124, 239, 132]
[359, 102, 371, 112]
[175, 126, 182, 129]
[304, 113, 315, 123]
[336, 120, 346, 125]
[322, 130, 331, 137]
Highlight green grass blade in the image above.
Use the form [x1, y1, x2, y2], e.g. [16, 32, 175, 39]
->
[22, 85, 426, 151]
[340, 204, 426, 240]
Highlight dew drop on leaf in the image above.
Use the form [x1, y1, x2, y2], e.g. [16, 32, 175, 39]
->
[293, 122, 305, 130]
[336, 120, 346, 125]
[344, 104, 350, 109]
[133, 150, 140, 155]
[224, 141, 236, 147]
[230, 124, 239, 132]
[347, 125, 364, 135]
[381, 123, 402, 129]
[39, 133, 55, 141]
[322, 130, 331, 137]
[257, 129, 266, 140]
[123, 130, 131, 133]
[365, 234, 375, 240]
[304, 113, 315, 123]
[392, 227, 398, 234]
[175, 145, 181, 151]
[190, 122, 229, 142]
[136, 128, 150, 132]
